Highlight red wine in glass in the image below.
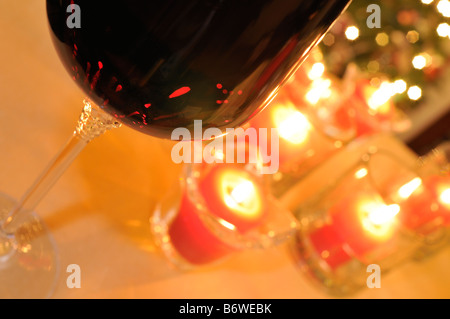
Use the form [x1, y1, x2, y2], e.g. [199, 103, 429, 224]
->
[47, 0, 351, 138]
[0, 0, 351, 298]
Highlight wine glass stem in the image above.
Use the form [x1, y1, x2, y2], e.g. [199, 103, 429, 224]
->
[0, 100, 121, 234]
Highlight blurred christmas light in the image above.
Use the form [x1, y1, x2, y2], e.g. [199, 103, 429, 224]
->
[323, 33, 335, 46]
[406, 30, 420, 44]
[393, 79, 407, 94]
[407, 86, 422, 100]
[345, 26, 360, 41]
[319, 0, 450, 111]
[367, 60, 380, 73]
[412, 54, 427, 69]
[375, 32, 389, 46]
[437, 0, 450, 17]
[436, 22, 450, 37]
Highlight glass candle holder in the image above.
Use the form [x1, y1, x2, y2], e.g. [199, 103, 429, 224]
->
[247, 72, 357, 197]
[405, 142, 450, 260]
[289, 149, 450, 296]
[150, 161, 298, 269]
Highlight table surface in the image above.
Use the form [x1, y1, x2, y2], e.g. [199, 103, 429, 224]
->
[1, 1, 449, 299]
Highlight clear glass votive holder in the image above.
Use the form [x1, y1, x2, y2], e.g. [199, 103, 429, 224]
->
[290, 149, 450, 296]
[150, 161, 298, 269]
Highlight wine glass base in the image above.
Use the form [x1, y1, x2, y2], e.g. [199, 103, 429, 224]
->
[0, 193, 59, 298]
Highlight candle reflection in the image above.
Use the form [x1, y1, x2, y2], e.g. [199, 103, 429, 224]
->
[397, 177, 423, 200]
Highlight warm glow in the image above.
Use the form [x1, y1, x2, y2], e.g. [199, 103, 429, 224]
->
[213, 149, 225, 161]
[220, 171, 262, 219]
[308, 62, 325, 80]
[274, 107, 312, 144]
[422, 0, 433, 4]
[230, 180, 255, 204]
[367, 204, 401, 226]
[437, 0, 450, 17]
[355, 168, 368, 179]
[367, 82, 394, 113]
[398, 177, 423, 199]
[407, 86, 422, 101]
[439, 188, 450, 207]
[305, 78, 332, 104]
[345, 26, 360, 40]
[360, 201, 400, 239]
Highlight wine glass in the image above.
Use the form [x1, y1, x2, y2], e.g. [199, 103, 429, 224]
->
[0, 0, 351, 298]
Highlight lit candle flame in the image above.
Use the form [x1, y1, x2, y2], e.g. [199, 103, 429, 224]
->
[229, 180, 255, 205]
[367, 204, 401, 226]
[274, 107, 312, 144]
[360, 200, 400, 240]
[215, 169, 264, 230]
[222, 177, 261, 218]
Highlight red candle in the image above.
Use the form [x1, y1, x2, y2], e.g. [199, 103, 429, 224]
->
[331, 192, 400, 258]
[400, 175, 450, 230]
[168, 165, 267, 265]
[313, 190, 400, 265]
[305, 186, 401, 270]
[307, 224, 352, 270]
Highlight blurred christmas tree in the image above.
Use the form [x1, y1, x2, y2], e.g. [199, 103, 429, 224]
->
[319, 0, 450, 110]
